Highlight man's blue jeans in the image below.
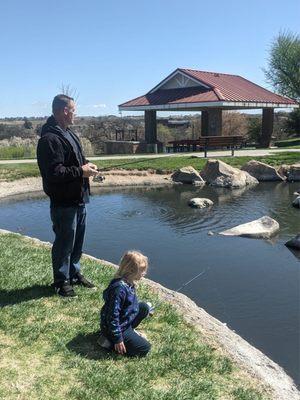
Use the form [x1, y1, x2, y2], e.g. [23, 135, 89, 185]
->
[50, 204, 86, 284]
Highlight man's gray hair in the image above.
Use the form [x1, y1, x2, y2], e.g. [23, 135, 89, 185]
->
[52, 94, 74, 114]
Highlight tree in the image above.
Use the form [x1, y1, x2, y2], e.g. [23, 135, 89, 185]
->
[59, 83, 79, 101]
[23, 118, 33, 129]
[222, 111, 248, 137]
[247, 116, 262, 143]
[285, 108, 300, 136]
[264, 31, 300, 101]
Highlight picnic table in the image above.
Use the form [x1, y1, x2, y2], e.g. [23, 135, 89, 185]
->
[168, 136, 245, 157]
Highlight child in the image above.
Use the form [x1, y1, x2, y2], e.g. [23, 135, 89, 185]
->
[99, 250, 152, 357]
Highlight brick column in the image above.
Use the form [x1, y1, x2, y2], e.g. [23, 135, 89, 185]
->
[144, 110, 157, 143]
[201, 111, 209, 136]
[201, 109, 222, 136]
[260, 108, 274, 148]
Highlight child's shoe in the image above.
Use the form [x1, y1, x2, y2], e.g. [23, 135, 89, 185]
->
[97, 332, 112, 350]
[146, 302, 155, 316]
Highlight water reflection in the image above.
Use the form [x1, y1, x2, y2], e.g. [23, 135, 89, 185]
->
[288, 248, 300, 261]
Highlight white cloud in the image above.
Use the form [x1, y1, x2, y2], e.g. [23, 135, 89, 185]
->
[92, 103, 106, 108]
[31, 101, 49, 109]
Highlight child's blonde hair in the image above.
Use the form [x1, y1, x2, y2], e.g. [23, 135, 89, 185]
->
[115, 250, 148, 282]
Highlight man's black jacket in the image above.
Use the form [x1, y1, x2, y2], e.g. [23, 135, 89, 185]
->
[37, 116, 90, 206]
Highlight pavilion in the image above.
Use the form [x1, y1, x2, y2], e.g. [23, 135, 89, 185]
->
[119, 68, 298, 148]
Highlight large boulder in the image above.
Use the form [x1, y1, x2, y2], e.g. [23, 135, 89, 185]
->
[277, 164, 290, 179]
[200, 159, 258, 188]
[188, 198, 213, 208]
[279, 163, 300, 181]
[285, 235, 300, 250]
[292, 196, 300, 208]
[287, 163, 300, 181]
[220, 216, 279, 239]
[241, 160, 285, 181]
[171, 166, 205, 185]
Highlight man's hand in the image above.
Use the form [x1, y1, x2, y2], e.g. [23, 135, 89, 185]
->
[82, 163, 98, 178]
[87, 162, 98, 170]
[114, 341, 126, 354]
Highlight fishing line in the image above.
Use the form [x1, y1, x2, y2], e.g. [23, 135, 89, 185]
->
[174, 267, 209, 293]
[149, 267, 210, 312]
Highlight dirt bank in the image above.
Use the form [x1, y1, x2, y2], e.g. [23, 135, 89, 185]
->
[0, 170, 173, 199]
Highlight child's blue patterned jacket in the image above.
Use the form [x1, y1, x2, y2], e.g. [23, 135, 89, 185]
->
[100, 278, 139, 344]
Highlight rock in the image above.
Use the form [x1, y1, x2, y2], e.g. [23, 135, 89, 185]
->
[220, 216, 280, 239]
[171, 166, 205, 184]
[200, 159, 258, 188]
[241, 160, 285, 181]
[277, 164, 290, 179]
[285, 235, 300, 250]
[287, 163, 300, 181]
[188, 198, 213, 208]
[192, 180, 205, 187]
[292, 196, 300, 208]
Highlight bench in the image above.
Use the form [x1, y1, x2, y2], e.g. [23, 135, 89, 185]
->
[168, 136, 245, 157]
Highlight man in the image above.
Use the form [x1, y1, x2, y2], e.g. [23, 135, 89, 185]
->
[37, 94, 98, 297]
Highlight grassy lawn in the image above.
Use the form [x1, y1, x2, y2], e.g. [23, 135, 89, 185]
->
[0, 145, 36, 160]
[0, 233, 268, 400]
[0, 163, 40, 181]
[274, 138, 300, 147]
[0, 152, 299, 182]
[93, 152, 300, 172]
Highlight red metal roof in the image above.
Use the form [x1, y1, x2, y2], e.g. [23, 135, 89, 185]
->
[119, 68, 298, 108]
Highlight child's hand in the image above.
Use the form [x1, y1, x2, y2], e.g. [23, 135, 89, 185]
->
[115, 342, 126, 354]
[146, 302, 155, 316]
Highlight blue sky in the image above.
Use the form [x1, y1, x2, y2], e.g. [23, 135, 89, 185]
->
[0, 0, 299, 118]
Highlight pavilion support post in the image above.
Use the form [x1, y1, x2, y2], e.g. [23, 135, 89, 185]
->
[201, 109, 222, 136]
[201, 111, 209, 136]
[144, 110, 157, 144]
[259, 108, 274, 148]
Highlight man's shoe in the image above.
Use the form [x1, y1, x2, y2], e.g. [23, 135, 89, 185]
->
[52, 281, 77, 298]
[72, 273, 96, 289]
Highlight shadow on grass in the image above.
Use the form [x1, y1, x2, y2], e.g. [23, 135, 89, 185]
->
[0, 284, 54, 307]
[67, 332, 117, 360]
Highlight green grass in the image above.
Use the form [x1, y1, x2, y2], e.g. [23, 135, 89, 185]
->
[0, 233, 269, 400]
[0, 151, 299, 182]
[274, 138, 300, 147]
[0, 162, 40, 181]
[0, 145, 36, 160]
[94, 152, 300, 172]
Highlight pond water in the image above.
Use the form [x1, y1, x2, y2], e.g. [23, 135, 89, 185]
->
[0, 182, 299, 384]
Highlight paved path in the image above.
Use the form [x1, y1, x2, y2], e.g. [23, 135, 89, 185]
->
[0, 148, 299, 164]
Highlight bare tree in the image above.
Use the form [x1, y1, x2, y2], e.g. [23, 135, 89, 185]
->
[59, 83, 79, 101]
[222, 111, 248, 137]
